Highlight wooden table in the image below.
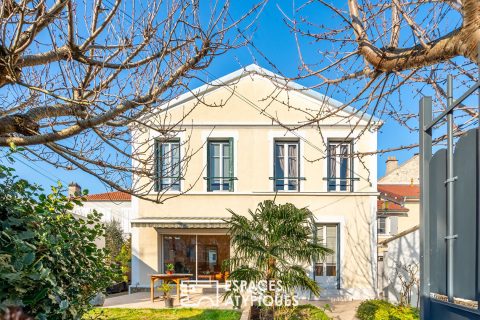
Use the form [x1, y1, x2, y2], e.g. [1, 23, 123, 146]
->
[150, 274, 193, 303]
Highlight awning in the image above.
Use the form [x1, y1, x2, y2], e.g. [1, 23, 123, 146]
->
[131, 217, 228, 229]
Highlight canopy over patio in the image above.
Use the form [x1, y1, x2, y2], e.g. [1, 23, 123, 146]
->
[131, 217, 229, 229]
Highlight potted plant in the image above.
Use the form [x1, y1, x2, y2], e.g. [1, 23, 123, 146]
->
[158, 283, 174, 308]
[166, 263, 175, 275]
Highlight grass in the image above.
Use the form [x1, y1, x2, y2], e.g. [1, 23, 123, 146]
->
[275, 305, 331, 320]
[83, 308, 241, 320]
[250, 305, 331, 320]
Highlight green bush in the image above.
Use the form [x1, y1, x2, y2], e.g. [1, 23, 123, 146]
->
[115, 238, 131, 283]
[0, 163, 120, 319]
[261, 304, 331, 320]
[356, 300, 419, 320]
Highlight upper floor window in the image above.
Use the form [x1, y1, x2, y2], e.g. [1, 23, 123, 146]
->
[155, 139, 181, 191]
[327, 141, 353, 192]
[274, 140, 300, 191]
[207, 139, 234, 191]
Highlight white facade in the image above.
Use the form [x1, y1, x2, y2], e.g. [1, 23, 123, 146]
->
[74, 200, 132, 234]
[380, 227, 420, 307]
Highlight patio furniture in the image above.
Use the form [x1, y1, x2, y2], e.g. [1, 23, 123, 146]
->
[197, 271, 229, 282]
[150, 273, 193, 303]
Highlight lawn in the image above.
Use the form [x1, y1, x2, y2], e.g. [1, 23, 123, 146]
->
[83, 308, 241, 320]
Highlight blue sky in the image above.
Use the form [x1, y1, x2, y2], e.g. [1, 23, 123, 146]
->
[7, 0, 420, 195]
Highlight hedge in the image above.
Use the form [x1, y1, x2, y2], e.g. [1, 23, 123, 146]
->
[356, 300, 419, 320]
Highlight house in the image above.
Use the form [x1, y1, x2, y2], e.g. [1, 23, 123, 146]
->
[69, 183, 132, 235]
[376, 156, 420, 241]
[376, 156, 420, 304]
[129, 65, 380, 300]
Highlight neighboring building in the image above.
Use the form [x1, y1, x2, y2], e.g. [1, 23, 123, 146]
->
[377, 156, 420, 241]
[69, 183, 132, 235]
[130, 65, 380, 300]
[376, 155, 420, 300]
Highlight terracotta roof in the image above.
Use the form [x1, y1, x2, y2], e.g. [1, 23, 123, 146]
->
[83, 191, 131, 201]
[378, 184, 420, 200]
[377, 200, 409, 213]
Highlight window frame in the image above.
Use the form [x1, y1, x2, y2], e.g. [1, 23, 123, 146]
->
[327, 139, 354, 192]
[377, 216, 388, 235]
[206, 138, 234, 192]
[314, 223, 340, 289]
[154, 138, 181, 192]
[273, 139, 301, 192]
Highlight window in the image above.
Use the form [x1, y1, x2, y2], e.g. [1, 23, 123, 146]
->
[155, 140, 180, 191]
[377, 217, 387, 235]
[315, 224, 339, 278]
[207, 139, 234, 191]
[327, 141, 353, 192]
[274, 140, 300, 191]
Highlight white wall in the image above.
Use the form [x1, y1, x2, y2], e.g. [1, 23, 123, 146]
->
[381, 229, 420, 307]
[74, 201, 132, 234]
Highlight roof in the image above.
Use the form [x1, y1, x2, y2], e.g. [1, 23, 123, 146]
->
[377, 199, 409, 214]
[377, 184, 418, 215]
[142, 64, 380, 124]
[378, 184, 420, 200]
[83, 191, 131, 201]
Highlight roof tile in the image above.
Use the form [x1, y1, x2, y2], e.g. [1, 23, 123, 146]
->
[378, 184, 420, 199]
[83, 191, 131, 201]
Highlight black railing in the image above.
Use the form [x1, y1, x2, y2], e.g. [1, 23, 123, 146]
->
[203, 177, 238, 191]
[323, 177, 359, 192]
[269, 176, 306, 191]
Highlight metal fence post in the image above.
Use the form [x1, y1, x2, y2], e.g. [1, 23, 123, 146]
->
[420, 96, 432, 320]
[446, 75, 456, 303]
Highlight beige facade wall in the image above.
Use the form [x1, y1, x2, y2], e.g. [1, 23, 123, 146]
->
[378, 155, 419, 185]
[130, 67, 379, 299]
[398, 201, 419, 232]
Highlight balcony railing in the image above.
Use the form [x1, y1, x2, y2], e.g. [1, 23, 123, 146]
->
[203, 176, 238, 191]
[269, 176, 306, 191]
[323, 177, 359, 192]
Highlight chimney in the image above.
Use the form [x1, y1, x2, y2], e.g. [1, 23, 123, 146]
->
[385, 156, 398, 174]
[68, 182, 81, 197]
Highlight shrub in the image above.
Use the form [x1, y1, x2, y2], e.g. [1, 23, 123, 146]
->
[356, 300, 419, 320]
[0, 164, 120, 319]
[104, 219, 124, 263]
[115, 238, 131, 283]
[254, 305, 332, 320]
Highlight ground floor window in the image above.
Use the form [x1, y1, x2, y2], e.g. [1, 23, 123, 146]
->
[314, 224, 340, 288]
[162, 234, 230, 281]
[377, 217, 387, 235]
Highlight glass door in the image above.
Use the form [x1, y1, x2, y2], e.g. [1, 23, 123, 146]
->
[315, 224, 339, 289]
[162, 234, 230, 282]
[163, 235, 197, 277]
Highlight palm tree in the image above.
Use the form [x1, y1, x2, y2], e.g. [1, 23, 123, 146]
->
[224, 200, 332, 316]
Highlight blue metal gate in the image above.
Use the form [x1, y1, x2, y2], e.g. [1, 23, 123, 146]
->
[419, 74, 480, 319]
